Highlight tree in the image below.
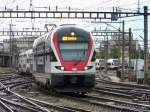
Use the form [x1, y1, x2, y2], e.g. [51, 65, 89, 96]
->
[111, 48, 120, 59]
[96, 51, 105, 59]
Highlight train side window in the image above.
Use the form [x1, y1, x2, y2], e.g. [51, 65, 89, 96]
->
[91, 51, 96, 61]
[27, 59, 29, 63]
[23, 64, 26, 68]
[50, 48, 57, 61]
[19, 64, 21, 68]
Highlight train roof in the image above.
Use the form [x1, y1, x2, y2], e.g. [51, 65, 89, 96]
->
[54, 25, 89, 33]
[33, 33, 49, 48]
[107, 59, 120, 63]
[33, 25, 91, 48]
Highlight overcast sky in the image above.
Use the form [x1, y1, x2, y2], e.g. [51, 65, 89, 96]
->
[0, 0, 148, 10]
[0, 0, 149, 47]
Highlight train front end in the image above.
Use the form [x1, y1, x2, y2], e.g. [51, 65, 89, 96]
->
[51, 26, 95, 93]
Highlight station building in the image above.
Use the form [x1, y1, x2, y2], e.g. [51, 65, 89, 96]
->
[1, 36, 38, 67]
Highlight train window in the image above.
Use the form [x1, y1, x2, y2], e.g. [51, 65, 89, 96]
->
[45, 47, 49, 61]
[36, 42, 45, 53]
[59, 42, 88, 61]
[27, 59, 29, 63]
[91, 51, 96, 61]
[19, 64, 21, 67]
[50, 48, 57, 61]
[23, 64, 26, 68]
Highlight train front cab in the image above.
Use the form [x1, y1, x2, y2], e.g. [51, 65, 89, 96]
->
[50, 27, 96, 93]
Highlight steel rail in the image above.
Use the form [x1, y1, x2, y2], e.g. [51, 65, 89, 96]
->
[0, 97, 48, 112]
[0, 99, 14, 112]
[25, 96, 91, 112]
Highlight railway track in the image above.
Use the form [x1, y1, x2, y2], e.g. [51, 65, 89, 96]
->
[61, 93, 150, 112]
[96, 79, 150, 102]
[26, 73, 150, 112]
[0, 83, 48, 112]
[0, 73, 90, 112]
[0, 73, 33, 90]
[25, 96, 91, 112]
[93, 87, 132, 98]
[2, 73, 150, 112]
[97, 79, 150, 89]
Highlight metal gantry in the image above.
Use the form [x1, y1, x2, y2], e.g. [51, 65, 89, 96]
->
[0, 30, 129, 37]
[91, 30, 129, 36]
[0, 30, 46, 36]
[0, 10, 149, 19]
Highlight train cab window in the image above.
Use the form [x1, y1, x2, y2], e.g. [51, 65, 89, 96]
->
[59, 42, 88, 61]
[91, 51, 96, 61]
[50, 48, 57, 61]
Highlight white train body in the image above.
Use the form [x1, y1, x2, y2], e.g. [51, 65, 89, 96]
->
[107, 59, 121, 70]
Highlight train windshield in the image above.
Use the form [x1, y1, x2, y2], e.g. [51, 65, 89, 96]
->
[59, 42, 88, 61]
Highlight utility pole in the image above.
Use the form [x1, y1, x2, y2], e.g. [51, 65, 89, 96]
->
[104, 35, 108, 73]
[2, 40, 5, 66]
[9, 24, 12, 68]
[121, 20, 125, 80]
[137, 0, 140, 13]
[118, 28, 121, 61]
[129, 28, 132, 81]
[144, 6, 148, 84]
[106, 35, 109, 73]
[99, 41, 101, 59]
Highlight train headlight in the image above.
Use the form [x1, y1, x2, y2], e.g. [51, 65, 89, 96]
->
[84, 67, 88, 70]
[55, 66, 65, 70]
[84, 66, 93, 70]
[61, 66, 64, 70]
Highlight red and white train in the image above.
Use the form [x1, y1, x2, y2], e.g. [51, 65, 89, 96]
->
[18, 25, 96, 93]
